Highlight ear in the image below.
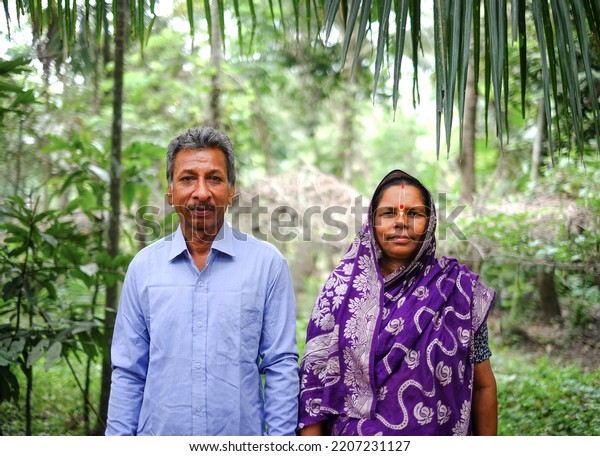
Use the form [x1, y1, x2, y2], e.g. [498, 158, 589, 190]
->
[167, 186, 173, 206]
[227, 184, 235, 206]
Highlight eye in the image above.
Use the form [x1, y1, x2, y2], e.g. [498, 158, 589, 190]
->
[408, 209, 426, 218]
[181, 175, 195, 182]
[378, 208, 394, 217]
[208, 174, 224, 182]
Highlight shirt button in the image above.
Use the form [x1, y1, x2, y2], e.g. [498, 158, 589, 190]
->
[195, 406, 202, 414]
[197, 321, 203, 328]
[195, 363, 201, 369]
[197, 280, 204, 287]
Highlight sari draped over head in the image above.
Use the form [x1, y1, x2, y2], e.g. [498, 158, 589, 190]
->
[298, 170, 495, 436]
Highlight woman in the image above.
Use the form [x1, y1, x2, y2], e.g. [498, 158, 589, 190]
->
[298, 170, 497, 436]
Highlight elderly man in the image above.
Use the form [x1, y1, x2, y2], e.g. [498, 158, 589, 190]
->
[106, 126, 299, 436]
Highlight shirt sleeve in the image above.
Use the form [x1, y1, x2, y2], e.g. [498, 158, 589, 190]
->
[105, 259, 150, 436]
[258, 256, 300, 436]
[473, 322, 492, 364]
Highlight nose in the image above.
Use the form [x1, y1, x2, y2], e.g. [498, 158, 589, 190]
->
[393, 211, 407, 227]
[191, 178, 211, 201]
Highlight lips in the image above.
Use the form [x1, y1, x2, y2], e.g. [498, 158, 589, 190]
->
[189, 205, 215, 217]
[385, 233, 412, 244]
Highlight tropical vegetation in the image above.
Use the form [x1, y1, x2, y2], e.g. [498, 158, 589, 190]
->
[0, 0, 598, 436]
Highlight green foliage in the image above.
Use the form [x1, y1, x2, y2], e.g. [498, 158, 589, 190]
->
[0, 195, 103, 413]
[0, 360, 101, 435]
[496, 351, 600, 435]
[0, 57, 36, 123]
[1, 0, 598, 437]
[450, 156, 600, 330]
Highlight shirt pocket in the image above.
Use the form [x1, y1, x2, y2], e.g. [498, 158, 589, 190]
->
[216, 291, 263, 362]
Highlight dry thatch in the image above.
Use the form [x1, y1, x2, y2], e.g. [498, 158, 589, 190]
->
[230, 162, 368, 250]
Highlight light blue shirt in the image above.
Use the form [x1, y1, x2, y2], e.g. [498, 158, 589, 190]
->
[105, 223, 299, 436]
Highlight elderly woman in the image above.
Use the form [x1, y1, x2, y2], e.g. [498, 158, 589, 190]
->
[298, 170, 497, 436]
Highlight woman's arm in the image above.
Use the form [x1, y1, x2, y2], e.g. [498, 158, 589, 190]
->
[472, 359, 498, 435]
[299, 422, 325, 436]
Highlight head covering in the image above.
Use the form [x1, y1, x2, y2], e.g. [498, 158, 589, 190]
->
[299, 170, 495, 435]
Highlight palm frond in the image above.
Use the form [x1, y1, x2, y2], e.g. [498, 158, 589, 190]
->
[9, 0, 600, 158]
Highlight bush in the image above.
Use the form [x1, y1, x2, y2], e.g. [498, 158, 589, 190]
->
[495, 349, 600, 435]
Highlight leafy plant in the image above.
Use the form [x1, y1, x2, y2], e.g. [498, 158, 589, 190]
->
[496, 351, 600, 435]
[0, 195, 103, 435]
[0, 57, 35, 123]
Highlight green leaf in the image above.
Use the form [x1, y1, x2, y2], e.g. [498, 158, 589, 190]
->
[40, 233, 58, 249]
[44, 341, 62, 371]
[27, 339, 49, 368]
[374, 0, 393, 102]
[390, 0, 408, 113]
[0, 365, 20, 403]
[340, 0, 362, 69]
[123, 180, 137, 210]
[8, 338, 26, 357]
[187, 0, 195, 36]
[0, 81, 25, 93]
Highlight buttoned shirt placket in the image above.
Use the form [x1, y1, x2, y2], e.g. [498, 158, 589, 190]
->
[189, 250, 213, 435]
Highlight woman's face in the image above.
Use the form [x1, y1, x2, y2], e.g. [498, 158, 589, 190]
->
[373, 183, 429, 274]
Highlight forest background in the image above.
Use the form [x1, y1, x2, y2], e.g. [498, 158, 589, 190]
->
[0, 0, 599, 436]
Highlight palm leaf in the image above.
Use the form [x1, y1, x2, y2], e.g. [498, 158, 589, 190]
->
[552, 0, 584, 154]
[350, 0, 371, 76]
[532, 0, 555, 161]
[574, 0, 600, 151]
[433, 0, 446, 157]
[516, 0, 527, 118]
[340, 0, 362, 69]
[409, 0, 421, 107]
[373, 0, 392, 96]
[389, 0, 407, 114]
[10, 0, 600, 159]
[456, 0, 473, 158]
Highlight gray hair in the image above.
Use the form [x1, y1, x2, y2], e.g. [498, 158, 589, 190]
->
[166, 126, 236, 187]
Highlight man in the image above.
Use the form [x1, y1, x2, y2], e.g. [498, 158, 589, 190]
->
[106, 126, 299, 435]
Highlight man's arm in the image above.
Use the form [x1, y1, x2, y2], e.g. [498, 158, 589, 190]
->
[472, 359, 498, 435]
[105, 263, 149, 436]
[259, 257, 300, 436]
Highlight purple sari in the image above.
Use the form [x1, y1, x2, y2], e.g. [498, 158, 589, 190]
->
[298, 170, 495, 436]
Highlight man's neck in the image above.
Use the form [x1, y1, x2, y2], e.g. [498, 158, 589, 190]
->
[181, 223, 224, 271]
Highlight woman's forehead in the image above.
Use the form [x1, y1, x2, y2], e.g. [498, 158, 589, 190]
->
[377, 184, 426, 207]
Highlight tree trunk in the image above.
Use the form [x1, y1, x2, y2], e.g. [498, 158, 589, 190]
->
[459, 59, 477, 202]
[338, 74, 357, 182]
[97, 0, 126, 435]
[208, 0, 222, 129]
[536, 266, 562, 324]
[14, 117, 24, 195]
[102, 0, 112, 74]
[254, 104, 273, 175]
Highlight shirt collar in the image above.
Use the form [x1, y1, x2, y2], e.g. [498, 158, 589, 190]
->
[167, 222, 236, 262]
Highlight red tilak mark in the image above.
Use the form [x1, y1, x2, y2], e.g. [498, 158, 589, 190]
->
[401, 182, 405, 189]
[399, 204, 405, 209]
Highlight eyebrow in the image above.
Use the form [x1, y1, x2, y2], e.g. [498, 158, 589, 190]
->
[177, 168, 225, 175]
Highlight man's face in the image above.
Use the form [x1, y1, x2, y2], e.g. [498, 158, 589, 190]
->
[167, 148, 235, 241]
